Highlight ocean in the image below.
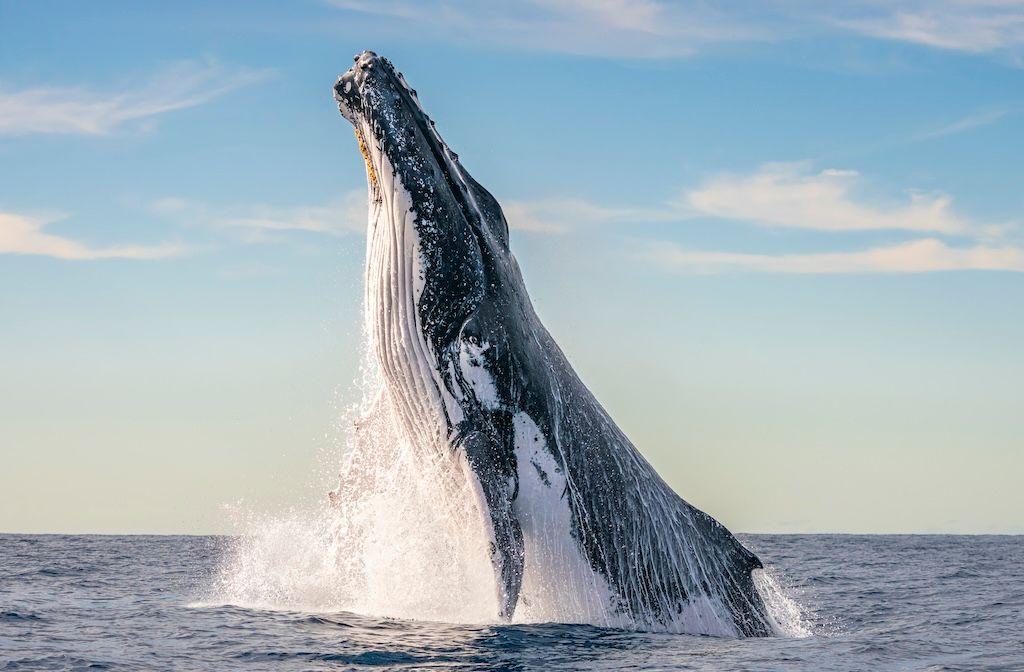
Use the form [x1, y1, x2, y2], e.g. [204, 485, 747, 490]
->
[2, 533, 1021, 671]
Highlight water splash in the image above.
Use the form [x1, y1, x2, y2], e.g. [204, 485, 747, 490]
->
[753, 570, 813, 637]
[208, 346, 498, 622]
[206, 321, 812, 636]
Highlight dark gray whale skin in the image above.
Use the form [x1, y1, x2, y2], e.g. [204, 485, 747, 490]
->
[334, 51, 773, 637]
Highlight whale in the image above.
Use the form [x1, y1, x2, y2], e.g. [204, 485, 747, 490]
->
[333, 51, 774, 637]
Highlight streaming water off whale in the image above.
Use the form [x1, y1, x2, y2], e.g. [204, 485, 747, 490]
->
[3, 534, 1022, 671]
[200, 381, 803, 635]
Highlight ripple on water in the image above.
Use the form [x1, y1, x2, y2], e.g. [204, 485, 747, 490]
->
[0, 534, 1022, 671]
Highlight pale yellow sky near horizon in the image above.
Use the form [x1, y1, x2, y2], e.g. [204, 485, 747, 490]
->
[3, 0, 1023, 537]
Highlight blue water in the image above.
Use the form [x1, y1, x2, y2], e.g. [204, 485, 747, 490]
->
[1, 534, 1021, 671]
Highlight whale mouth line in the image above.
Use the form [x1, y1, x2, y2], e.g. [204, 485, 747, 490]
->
[354, 128, 378, 186]
[334, 54, 494, 254]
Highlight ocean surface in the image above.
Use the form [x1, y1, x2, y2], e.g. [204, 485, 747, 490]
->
[1, 534, 1021, 671]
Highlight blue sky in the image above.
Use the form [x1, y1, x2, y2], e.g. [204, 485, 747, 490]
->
[2, 1, 1022, 534]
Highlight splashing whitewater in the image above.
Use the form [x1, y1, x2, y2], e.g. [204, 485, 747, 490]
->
[205, 322, 811, 637]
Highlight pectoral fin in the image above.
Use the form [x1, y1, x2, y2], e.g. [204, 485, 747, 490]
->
[458, 427, 524, 620]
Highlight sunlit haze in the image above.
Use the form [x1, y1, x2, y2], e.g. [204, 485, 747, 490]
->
[2, 1, 1022, 534]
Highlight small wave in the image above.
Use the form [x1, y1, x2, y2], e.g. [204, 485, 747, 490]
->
[1, 655, 110, 671]
[231, 649, 457, 666]
[1, 610, 43, 622]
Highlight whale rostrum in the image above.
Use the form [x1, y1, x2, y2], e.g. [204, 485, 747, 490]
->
[333, 51, 774, 637]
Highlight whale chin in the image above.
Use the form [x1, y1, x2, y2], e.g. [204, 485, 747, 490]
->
[333, 50, 775, 637]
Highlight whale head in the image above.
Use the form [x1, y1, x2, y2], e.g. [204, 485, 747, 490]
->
[333, 50, 519, 359]
[333, 51, 533, 453]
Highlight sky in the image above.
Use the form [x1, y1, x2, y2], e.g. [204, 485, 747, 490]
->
[1, 0, 1022, 535]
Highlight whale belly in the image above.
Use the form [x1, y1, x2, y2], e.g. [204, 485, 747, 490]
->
[510, 412, 619, 625]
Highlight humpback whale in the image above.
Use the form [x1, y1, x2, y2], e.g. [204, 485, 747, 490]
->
[333, 51, 773, 637]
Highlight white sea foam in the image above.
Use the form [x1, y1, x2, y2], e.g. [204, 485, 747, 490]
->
[754, 569, 813, 637]
[206, 362, 498, 623]
[207, 137, 499, 619]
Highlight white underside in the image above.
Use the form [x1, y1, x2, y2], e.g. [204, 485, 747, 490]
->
[511, 412, 621, 626]
[362, 127, 463, 455]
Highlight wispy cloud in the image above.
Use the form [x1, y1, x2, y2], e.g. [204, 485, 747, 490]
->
[834, 1, 1024, 54]
[328, 0, 1024, 58]
[152, 191, 366, 241]
[684, 162, 995, 236]
[647, 238, 1024, 274]
[328, 0, 771, 58]
[506, 163, 1000, 237]
[912, 108, 1010, 141]
[501, 161, 1021, 274]
[503, 198, 676, 234]
[0, 211, 184, 260]
[1, 191, 362, 261]
[0, 60, 271, 136]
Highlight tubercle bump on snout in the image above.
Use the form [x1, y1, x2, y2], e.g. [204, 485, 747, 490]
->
[334, 51, 430, 132]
